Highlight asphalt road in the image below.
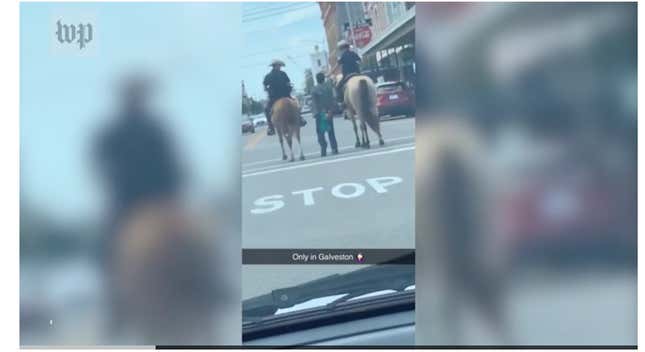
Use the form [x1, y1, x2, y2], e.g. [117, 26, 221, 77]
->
[242, 112, 415, 249]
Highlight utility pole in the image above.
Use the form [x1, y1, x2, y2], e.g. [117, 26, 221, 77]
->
[344, 2, 355, 46]
[242, 80, 250, 117]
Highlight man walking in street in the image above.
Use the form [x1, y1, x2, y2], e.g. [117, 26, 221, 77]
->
[311, 72, 338, 156]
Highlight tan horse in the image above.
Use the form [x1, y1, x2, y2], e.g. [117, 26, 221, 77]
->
[110, 199, 220, 344]
[416, 118, 510, 344]
[272, 97, 305, 161]
[344, 75, 384, 148]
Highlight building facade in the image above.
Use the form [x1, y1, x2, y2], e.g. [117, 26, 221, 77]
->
[309, 45, 329, 83]
[319, 2, 416, 84]
[319, 2, 369, 77]
[361, 2, 415, 84]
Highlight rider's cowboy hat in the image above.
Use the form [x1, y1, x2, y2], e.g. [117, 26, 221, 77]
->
[337, 40, 350, 49]
[269, 59, 286, 67]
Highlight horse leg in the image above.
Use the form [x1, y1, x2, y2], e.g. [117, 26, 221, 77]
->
[278, 130, 287, 160]
[350, 115, 361, 148]
[286, 133, 295, 162]
[361, 120, 370, 148]
[369, 117, 385, 146]
[295, 128, 305, 161]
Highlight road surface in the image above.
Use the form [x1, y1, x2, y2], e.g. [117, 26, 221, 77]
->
[242, 112, 415, 249]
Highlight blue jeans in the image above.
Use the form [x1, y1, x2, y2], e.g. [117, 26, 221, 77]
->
[315, 112, 338, 153]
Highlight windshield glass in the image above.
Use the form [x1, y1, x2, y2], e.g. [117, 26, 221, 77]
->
[377, 83, 405, 93]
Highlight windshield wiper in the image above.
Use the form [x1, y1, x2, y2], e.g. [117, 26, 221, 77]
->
[243, 253, 414, 319]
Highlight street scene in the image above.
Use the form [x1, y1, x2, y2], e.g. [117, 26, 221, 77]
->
[17, 2, 637, 348]
[241, 3, 416, 249]
[414, 3, 636, 345]
[20, 3, 243, 345]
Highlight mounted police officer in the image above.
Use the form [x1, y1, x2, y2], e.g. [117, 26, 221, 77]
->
[335, 40, 362, 103]
[93, 73, 184, 335]
[263, 59, 293, 136]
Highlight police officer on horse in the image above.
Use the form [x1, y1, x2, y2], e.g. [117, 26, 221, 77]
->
[335, 40, 362, 103]
[263, 59, 294, 136]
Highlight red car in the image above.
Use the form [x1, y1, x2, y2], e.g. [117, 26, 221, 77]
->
[376, 81, 415, 118]
[498, 156, 636, 265]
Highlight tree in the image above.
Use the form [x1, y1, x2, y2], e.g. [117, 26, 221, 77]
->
[242, 96, 265, 116]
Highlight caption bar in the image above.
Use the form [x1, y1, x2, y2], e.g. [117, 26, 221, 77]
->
[242, 249, 414, 265]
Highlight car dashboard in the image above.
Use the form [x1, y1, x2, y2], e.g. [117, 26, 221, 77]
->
[244, 309, 414, 346]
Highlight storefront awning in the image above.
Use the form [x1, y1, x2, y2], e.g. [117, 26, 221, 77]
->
[360, 7, 416, 57]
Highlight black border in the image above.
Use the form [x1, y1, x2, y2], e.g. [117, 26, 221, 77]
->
[157, 345, 637, 349]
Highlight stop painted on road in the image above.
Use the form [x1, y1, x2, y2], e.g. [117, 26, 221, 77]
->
[250, 176, 403, 215]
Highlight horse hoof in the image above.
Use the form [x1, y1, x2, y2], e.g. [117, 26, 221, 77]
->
[282, 155, 288, 161]
[289, 158, 295, 162]
[379, 140, 385, 146]
[300, 155, 305, 161]
[355, 142, 361, 148]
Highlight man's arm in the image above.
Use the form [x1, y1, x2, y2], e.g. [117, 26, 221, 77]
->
[282, 71, 291, 84]
[323, 84, 336, 113]
[338, 52, 347, 65]
[148, 119, 183, 187]
[310, 87, 322, 116]
[351, 51, 362, 64]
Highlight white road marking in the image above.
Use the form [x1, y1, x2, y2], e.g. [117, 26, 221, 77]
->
[249, 176, 405, 214]
[242, 135, 415, 169]
[242, 144, 415, 178]
[243, 142, 414, 175]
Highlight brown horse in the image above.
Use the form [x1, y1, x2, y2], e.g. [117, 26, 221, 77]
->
[343, 75, 384, 148]
[271, 97, 305, 161]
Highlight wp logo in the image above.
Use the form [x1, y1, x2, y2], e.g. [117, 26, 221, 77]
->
[55, 20, 93, 49]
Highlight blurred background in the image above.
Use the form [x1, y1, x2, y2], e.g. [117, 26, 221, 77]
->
[415, 3, 636, 346]
[20, 3, 241, 346]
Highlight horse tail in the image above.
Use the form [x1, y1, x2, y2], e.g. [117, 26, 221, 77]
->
[440, 146, 507, 338]
[359, 78, 370, 117]
[426, 119, 507, 339]
[436, 148, 475, 254]
[424, 120, 484, 263]
[359, 78, 379, 133]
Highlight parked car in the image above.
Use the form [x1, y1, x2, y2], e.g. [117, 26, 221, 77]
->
[301, 95, 312, 114]
[498, 150, 636, 266]
[376, 81, 415, 118]
[242, 117, 255, 134]
[252, 115, 267, 128]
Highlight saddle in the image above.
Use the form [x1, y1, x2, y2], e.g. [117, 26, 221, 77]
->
[337, 73, 367, 104]
[337, 73, 361, 89]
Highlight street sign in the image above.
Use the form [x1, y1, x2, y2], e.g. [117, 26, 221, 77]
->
[352, 25, 373, 48]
